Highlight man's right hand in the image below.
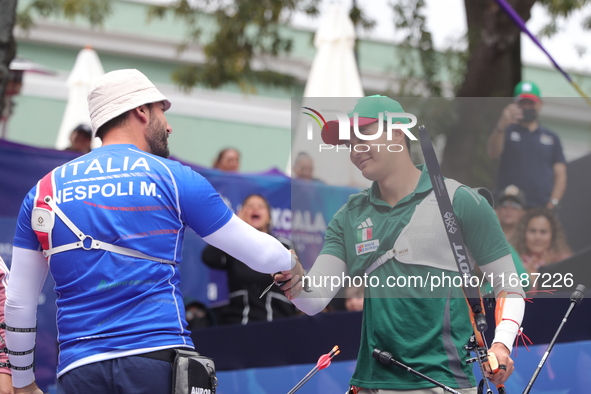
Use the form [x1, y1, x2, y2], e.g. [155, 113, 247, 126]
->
[14, 382, 42, 394]
[488, 103, 522, 159]
[274, 250, 305, 300]
[498, 103, 523, 130]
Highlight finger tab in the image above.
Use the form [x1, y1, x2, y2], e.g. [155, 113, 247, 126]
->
[488, 352, 499, 373]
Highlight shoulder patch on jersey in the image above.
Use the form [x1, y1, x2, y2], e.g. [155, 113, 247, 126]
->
[31, 208, 54, 233]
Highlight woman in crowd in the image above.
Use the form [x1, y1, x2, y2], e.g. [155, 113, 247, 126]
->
[212, 148, 240, 172]
[512, 208, 572, 275]
[201, 194, 296, 325]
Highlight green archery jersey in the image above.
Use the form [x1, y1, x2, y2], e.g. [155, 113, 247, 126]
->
[321, 164, 511, 390]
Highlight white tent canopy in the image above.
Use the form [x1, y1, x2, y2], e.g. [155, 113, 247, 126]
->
[303, 4, 363, 98]
[55, 46, 104, 150]
[291, 4, 369, 188]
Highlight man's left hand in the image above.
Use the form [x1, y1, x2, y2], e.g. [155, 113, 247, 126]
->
[487, 342, 514, 386]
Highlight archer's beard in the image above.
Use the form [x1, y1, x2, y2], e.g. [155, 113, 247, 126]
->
[146, 121, 170, 158]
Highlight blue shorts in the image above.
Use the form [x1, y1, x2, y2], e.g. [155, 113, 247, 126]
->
[57, 355, 173, 394]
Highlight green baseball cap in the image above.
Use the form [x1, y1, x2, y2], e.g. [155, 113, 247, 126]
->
[321, 95, 409, 145]
[513, 81, 541, 103]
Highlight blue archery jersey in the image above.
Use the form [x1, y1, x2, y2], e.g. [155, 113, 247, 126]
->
[13, 144, 233, 376]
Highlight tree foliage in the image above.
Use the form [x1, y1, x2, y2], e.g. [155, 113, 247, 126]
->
[16, 0, 111, 30]
[3, 0, 590, 182]
[3, 0, 376, 108]
[147, 0, 318, 92]
[141, 0, 368, 93]
[0, 0, 18, 122]
[385, 0, 590, 186]
[452, 0, 589, 186]
[390, 0, 443, 97]
[148, 0, 375, 92]
[0, 0, 110, 124]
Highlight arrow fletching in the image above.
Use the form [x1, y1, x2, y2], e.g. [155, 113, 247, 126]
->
[286, 346, 340, 394]
[316, 345, 340, 371]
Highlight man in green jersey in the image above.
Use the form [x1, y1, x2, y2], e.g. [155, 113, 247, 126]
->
[279, 96, 525, 393]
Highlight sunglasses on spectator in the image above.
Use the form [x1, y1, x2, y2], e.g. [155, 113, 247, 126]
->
[500, 200, 523, 209]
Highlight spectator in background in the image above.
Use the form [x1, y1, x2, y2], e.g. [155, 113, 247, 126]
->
[495, 185, 527, 241]
[513, 208, 572, 275]
[293, 152, 323, 182]
[487, 81, 567, 209]
[0, 61, 24, 138]
[184, 299, 215, 330]
[344, 285, 364, 312]
[490, 185, 530, 291]
[213, 148, 240, 172]
[64, 124, 92, 154]
[201, 194, 296, 325]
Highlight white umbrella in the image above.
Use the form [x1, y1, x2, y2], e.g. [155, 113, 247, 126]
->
[55, 46, 104, 150]
[303, 3, 363, 98]
[291, 4, 369, 187]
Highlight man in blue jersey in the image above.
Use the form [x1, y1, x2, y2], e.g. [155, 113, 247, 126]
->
[5, 69, 297, 394]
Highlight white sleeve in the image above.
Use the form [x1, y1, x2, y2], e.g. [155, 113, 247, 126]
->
[5, 247, 49, 388]
[292, 254, 348, 315]
[203, 214, 294, 274]
[480, 253, 526, 352]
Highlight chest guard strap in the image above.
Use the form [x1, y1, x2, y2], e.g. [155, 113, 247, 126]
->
[365, 179, 473, 275]
[34, 171, 176, 266]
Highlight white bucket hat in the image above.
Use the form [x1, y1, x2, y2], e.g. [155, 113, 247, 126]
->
[88, 69, 171, 137]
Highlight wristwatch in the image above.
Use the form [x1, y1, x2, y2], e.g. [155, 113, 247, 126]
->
[550, 198, 559, 206]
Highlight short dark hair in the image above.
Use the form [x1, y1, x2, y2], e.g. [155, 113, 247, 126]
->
[95, 103, 154, 140]
[96, 111, 130, 140]
[72, 124, 92, 140]
[383, 122, 411, 154]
